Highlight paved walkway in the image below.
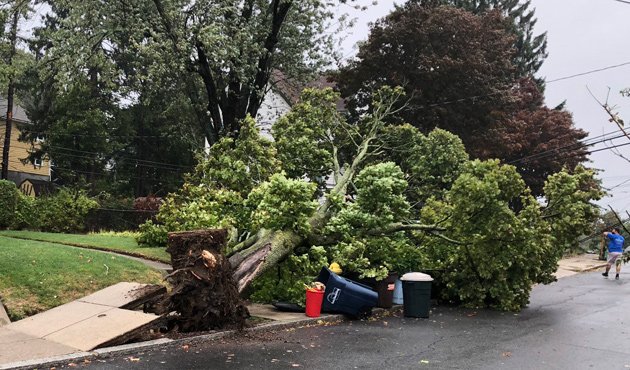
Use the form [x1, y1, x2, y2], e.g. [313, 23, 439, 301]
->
[0, 254, 609, 369]
[0, 283, 162, 366]
[554, 253, 607, 279]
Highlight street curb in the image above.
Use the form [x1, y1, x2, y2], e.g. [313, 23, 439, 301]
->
[564, 262, 608, 274]
[582, 263, 607, 272]
[1, 309, 373, 370]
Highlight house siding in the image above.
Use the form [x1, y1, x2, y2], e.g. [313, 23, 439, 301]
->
[0, 121, 50, 183]
[256, 89, 292, 140]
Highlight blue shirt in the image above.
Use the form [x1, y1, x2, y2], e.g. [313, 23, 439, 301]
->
[607, 233, 625, 253]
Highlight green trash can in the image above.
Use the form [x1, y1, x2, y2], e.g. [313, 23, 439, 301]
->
[401, 272, 433, 318]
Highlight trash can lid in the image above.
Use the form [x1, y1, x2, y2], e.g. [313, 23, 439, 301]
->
[400, 272, 433, 282]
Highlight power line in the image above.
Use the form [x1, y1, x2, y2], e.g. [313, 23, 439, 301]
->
[6, 149, 191, 174]
[588, 141, 630, 155]
[8, 142, 193, 171]
[47, 145, 192, 169]
[546, 61, 630, 83]
[507, 129, 627, 165]
[2, 59, 630, 190]
[421, 60, 630, 109]
[612, 0, 630, 5]
[24, 132, 189, 140]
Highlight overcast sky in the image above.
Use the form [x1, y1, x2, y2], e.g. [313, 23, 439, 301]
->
[342, 0, 630, 214]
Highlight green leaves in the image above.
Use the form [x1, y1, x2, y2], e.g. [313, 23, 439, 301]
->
[543, 165, 604, 256]
[192, 116, 278, 196]
[250, 246, 329, 307]
[325, 162, 412, 279]
[272, 88, 340, 190]
[248, 173, 318, 236]
[0, 180, 20, 228]
[419, 160, 602, 311]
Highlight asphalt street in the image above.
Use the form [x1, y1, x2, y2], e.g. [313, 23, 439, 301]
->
[83, 271, 630, 370]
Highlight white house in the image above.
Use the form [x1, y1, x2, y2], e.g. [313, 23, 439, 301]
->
[257, 70, 343, 140]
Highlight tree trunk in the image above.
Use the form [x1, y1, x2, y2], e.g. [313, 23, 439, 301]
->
[229, 229, 304, 293]
[1, 9, 19, 180]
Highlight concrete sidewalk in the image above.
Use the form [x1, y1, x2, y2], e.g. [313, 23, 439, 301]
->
[0, 283, 162, 367]
[554, 253, 608, 279]
[0, 254, 609, 369]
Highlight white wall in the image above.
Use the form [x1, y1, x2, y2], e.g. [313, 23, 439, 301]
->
[256, 89, 292, 141]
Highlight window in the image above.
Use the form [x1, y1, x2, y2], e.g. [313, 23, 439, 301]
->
[33, 157, 42, 167]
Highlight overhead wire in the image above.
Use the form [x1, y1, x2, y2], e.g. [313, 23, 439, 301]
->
[2, 58, 630, 189]
[507, 130, 628, 165]
[7, 142, 193, 171]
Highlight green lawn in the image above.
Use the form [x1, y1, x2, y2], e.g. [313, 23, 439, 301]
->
[0, 236, 164, 320]
[0, 230, 170, 263]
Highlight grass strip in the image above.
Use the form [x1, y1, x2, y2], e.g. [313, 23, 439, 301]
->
[0, 236, 163, 320]
[0, 230, 170, 263]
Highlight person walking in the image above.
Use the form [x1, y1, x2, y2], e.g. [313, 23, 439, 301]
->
[602, 227, 625, 280]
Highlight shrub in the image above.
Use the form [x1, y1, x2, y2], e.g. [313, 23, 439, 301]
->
[85, 194, 150, 232]
[0, 180, 20, 228]
[137, 220, 169, 248]
[37, 189, 98, 233]
[12, 194, 38, 230]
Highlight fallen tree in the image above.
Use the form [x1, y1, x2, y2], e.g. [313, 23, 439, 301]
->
[140, 86, 602, 314]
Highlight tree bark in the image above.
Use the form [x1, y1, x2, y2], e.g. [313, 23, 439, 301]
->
[1, 9, 19, 180]
[229, 229, 304, 293]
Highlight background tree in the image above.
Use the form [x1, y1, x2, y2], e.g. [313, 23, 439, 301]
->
[0, 0, 33, 180]
[336, 4, 586, 196]
[486, 79, 588, 196]
[18, 1, 200, 196]
[336, 5, 517, 147]
[29, 0, 365, 147]
[417, 0, 547, 87]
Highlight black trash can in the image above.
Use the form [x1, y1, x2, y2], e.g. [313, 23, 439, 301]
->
[316, 267, 378, 318]
[401, 272, 433, 318]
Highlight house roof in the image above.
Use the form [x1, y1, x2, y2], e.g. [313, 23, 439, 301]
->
[0, 97, 29, 123]
[270, 70, 346, 112]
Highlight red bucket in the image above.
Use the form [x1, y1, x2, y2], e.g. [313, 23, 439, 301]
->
[305, 289, 325, 317]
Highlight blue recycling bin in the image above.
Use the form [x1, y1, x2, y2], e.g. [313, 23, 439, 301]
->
[316, 267, 378, 318]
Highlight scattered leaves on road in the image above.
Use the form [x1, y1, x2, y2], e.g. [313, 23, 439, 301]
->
[502, 352, 512, 357]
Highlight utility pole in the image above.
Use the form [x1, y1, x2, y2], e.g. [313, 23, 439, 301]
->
[1, 7, 20, 180]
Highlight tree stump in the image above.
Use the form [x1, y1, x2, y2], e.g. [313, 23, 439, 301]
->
[161, 229, 249, 332]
